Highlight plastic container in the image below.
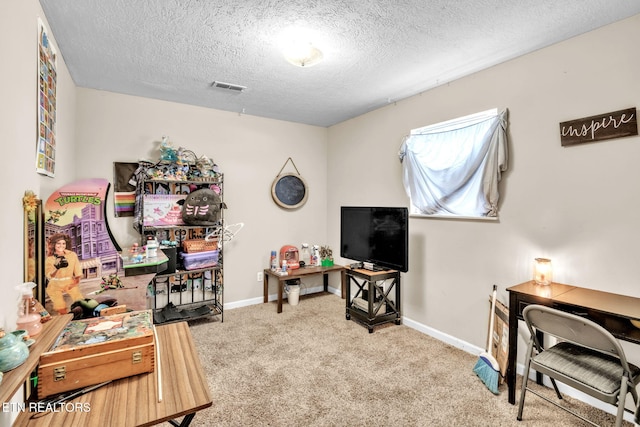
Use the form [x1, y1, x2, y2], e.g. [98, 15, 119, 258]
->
[312, 245, 321, 266]
[300, 243, 311, 266]
[146, 236, 159, 258]
[15, 282, 42, 337]
[286, 284, 300, 306]
[181, 250, 218, 270]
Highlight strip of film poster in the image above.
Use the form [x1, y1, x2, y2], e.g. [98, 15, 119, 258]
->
[36, 18, 57, 177]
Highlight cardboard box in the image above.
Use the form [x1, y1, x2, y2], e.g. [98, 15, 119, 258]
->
[37, 310, 155, 398]
[351, 297, 386, 315]
[490, 298, 509, 384]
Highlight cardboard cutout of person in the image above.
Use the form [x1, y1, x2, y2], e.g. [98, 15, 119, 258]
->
[45, 233, 84, 314]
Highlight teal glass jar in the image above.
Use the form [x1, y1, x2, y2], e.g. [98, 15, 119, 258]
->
[0, 330, 29, 372]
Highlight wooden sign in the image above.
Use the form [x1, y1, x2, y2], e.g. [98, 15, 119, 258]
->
[559, 107, 637, 146]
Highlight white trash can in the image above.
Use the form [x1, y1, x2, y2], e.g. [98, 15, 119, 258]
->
[286, 284, 300, 306]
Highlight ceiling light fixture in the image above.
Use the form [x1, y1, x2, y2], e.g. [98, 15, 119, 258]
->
[282, 40, 324, 67]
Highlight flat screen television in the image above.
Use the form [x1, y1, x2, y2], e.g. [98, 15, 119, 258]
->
[340, 206, 409, 272]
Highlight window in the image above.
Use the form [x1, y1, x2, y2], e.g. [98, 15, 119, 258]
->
[399, 109, 508, 218]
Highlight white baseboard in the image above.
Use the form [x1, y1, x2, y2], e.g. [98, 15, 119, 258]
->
[402, 315, 635, 423]
[402, 315, 485, 355]
[224, 296, 263, 310]
[224, 285, 339, 310]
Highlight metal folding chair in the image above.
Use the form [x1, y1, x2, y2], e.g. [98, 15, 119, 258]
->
[517, 304, 640, 426]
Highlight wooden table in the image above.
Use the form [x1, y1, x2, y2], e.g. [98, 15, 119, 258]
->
[0, 315, 72, 408]
[345, 268, 402, 333]
[506, 280, 640, 405]
[263, 265, 346, 313]
[12, 322, 212, 427]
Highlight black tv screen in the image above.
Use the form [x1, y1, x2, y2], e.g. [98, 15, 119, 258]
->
[340, 206, 409, 272]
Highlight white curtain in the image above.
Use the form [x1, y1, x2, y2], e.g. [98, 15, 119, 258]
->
[399, 109, 508, 217]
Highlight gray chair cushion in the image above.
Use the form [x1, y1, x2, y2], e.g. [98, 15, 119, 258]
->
[534, 341, 640, 394]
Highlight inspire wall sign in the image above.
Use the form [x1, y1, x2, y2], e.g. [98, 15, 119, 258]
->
[559, 108, 637, 147]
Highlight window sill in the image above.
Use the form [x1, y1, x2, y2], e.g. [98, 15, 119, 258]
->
[410, 213, 498, 221]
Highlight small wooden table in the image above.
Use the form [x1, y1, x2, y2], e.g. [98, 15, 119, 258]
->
[13, 322, 212, 427]
[0, 315, 72, 408]
[263, 265, 346, 313]
[345, 268, 402, 333]
[506, 281, 640, 405]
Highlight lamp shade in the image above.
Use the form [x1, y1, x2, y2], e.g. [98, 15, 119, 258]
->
[534, 258, 552, 285]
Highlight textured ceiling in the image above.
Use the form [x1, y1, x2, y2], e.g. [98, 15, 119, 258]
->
[39, 0, 640, 127]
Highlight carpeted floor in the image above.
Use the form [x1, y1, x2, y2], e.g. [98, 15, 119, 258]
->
[174, 293, 632, 426]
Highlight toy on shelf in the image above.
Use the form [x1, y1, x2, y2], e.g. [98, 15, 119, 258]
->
[97, 273, 124, 293]
[69, 297, 124, 319]
[180, 188, 225, 226]
[279, 245, 300, 270]
[141, 136, 222, 182]
[159, 136, 178, 162]
[128, 244, 145, 264]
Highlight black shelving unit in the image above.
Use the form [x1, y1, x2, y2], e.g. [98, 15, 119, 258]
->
[137, 174, 224, 324]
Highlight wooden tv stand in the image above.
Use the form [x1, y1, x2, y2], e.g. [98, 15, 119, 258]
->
[345, 268, 401, 333]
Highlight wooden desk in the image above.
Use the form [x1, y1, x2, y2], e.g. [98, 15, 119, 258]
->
[263, 265, 347, 313]
[506, 281, 640, 405]
[13, 322, 212, 427]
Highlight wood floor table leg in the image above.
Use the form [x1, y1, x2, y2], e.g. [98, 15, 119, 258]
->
[263, 272, 269, 303]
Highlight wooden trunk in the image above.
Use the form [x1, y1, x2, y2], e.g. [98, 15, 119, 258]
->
[37, 310, 155, 398]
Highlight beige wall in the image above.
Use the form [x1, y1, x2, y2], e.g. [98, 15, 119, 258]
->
[73, 90, 329, 304]
[0, 0, 77, 331]
[0, 1, 77, 424]
[328, 14, 640, 357]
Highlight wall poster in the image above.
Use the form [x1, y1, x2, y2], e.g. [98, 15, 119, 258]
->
[42, 179, 152, 317]
[36, 18, 57, 177]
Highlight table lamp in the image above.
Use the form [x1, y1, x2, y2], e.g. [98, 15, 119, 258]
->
[534, 258, 552, 285]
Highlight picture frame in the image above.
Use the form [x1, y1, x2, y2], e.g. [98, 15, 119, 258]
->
[23, 192, 45, 302]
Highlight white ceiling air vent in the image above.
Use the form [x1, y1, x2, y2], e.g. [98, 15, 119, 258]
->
[211, 81, 247, 92]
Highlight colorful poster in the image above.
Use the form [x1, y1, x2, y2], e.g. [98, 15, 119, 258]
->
[37, 19, 57, 177]
[42, 179, 150, 316]
[142, 194, 186, 226]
